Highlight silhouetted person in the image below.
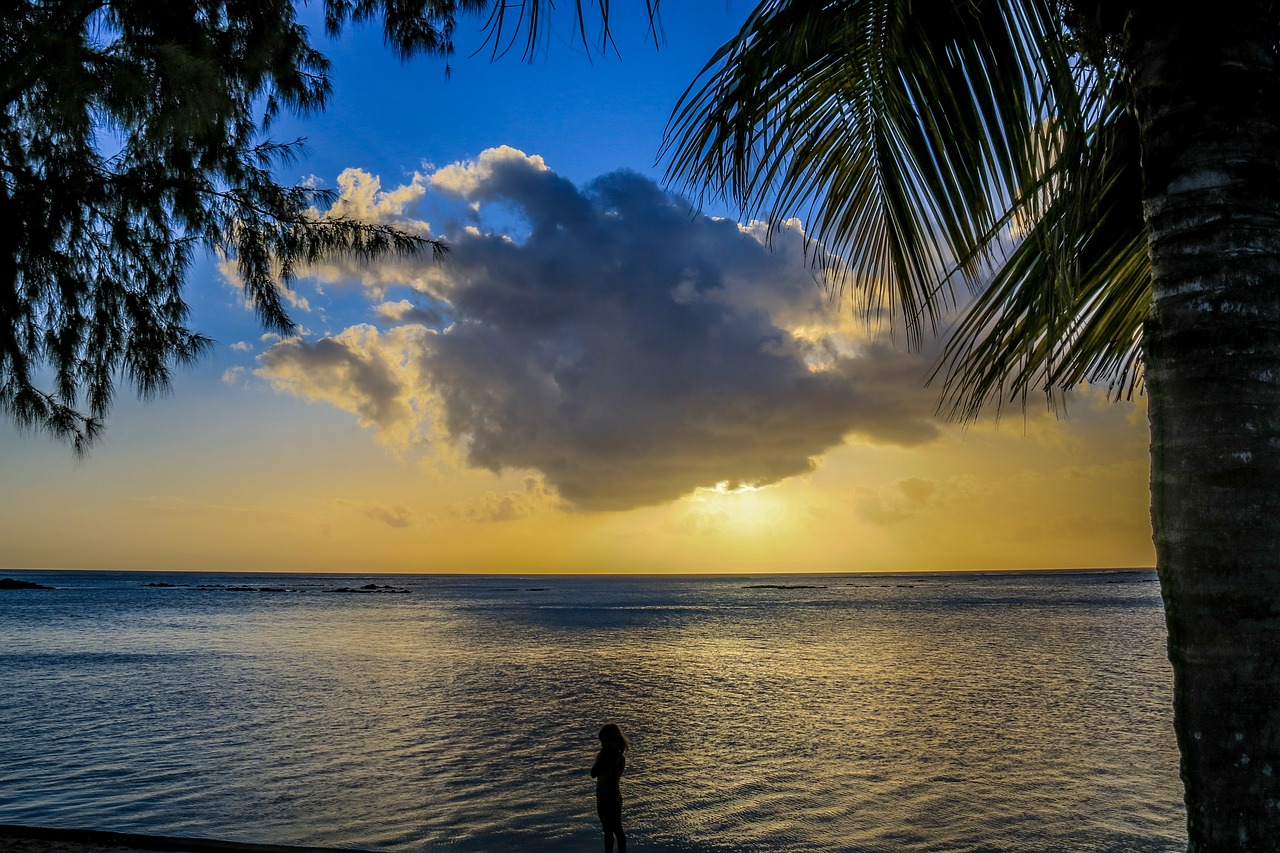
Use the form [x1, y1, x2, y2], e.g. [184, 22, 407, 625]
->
[590, 723, 628, 853]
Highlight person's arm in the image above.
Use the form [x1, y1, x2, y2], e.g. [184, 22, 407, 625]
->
[591, 751, 603, 778]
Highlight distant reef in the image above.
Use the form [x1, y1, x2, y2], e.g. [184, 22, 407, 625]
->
[326, 583, 410, 594]
[195, 581, 291, 589]
[141, 581, 295, 593]
[208, 585, 291, 592]
[743, 584, 827, 590]
[138, 581, 407, 594]
[0, 577, 55, 590]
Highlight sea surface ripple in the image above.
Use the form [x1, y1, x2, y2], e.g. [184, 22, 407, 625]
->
[0, 570, 1183, 852]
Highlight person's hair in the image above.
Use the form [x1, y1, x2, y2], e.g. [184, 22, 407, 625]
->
[599, 723, 629, 752]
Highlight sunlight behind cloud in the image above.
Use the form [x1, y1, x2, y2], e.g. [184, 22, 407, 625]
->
[107, 146, 1151, 575]
[244, 148, 947, 512]
[683, 481, 798, 538]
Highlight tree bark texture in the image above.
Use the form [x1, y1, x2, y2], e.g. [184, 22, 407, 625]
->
[1129, 4, 1280, 850]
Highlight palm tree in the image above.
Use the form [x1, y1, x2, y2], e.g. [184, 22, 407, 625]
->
[654, 1, 1280, 850]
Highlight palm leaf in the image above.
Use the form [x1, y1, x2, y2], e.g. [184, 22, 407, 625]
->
[477, 0, 661, 61]
[935, 76, 1149, 417]
[662, 0, 1144, 415]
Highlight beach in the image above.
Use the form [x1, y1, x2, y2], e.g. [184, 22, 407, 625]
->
[0, 825, 369, 853]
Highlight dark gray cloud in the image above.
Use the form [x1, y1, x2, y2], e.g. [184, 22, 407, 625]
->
[420, 152, 941, 511]
[264, 149, 944, 512]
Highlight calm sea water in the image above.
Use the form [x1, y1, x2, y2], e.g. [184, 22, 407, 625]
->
[0, 570, 1184, 852]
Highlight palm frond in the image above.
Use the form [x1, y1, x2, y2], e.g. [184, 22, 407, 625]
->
[477, 0, 662, 61]
[665, 0, 1078, 347]
[663, 0, 1145, 417]
[935, 80, 1148, 418]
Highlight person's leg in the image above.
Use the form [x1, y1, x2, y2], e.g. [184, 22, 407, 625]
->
[599, 802, 615, 853]
[599, 796, 624, 852]
[603, 822, 625, 853]
[602, 812, 625, 853]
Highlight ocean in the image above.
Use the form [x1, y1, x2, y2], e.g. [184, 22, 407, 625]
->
[0, 569, 1184, 852]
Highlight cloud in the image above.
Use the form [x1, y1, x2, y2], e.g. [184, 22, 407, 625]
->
[375, 299, 451, 329]
[429, 145, 552, 199]
[856, 477, 941, 525]
[330, 499, 431, 529]
[255, 325, 435, 449]
[854, 473, 1002, 529]
[294, 169, 443, 298]
[365, 503, 416, 528]
[260, 148, 948, 511]
[221, 366, 248, 386]
[329, 168, 431, 223]
[458, 476, 557, 523]
[217, 252, 314, 313]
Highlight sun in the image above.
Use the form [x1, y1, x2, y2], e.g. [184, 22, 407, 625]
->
[686, 481, 796, 536]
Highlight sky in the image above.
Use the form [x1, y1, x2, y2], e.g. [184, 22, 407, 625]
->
[0, 3, 1155, 574]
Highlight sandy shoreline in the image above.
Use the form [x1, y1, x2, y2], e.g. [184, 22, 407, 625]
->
[0, 826, 372, 853]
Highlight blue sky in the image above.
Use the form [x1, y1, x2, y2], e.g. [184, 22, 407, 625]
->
[283, 4, 748, 196]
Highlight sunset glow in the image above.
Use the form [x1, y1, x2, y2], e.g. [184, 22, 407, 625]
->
[0, 5, 1155, 575]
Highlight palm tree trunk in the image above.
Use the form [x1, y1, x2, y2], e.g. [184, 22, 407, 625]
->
[1128, 5, 1280, 849]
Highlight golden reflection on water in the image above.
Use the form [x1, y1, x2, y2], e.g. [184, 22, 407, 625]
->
[0, 573, 1181, 852]
[577, 581, 1178, 851]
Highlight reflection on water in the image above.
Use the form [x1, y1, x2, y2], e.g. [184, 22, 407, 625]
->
[0, 571, 1182, 852]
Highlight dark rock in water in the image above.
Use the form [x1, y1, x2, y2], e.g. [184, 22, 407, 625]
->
[743, 584, 826, 590]
[326, 584, 410, 594]
[142, 582, 190, 588]
[0, 577, 54, 590]
[191, 583, 292, 593]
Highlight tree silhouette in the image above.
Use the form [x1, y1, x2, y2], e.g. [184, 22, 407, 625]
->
[1, 0, 475, 449]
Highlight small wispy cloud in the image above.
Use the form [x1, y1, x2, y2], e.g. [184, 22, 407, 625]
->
[365, 503, 416, 529]
[458, 477, 558, 523]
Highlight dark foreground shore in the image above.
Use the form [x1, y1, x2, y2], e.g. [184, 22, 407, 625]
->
[0, 826, 372, 853]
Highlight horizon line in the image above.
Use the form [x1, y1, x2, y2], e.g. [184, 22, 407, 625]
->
[3, 566, 1157, 578]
